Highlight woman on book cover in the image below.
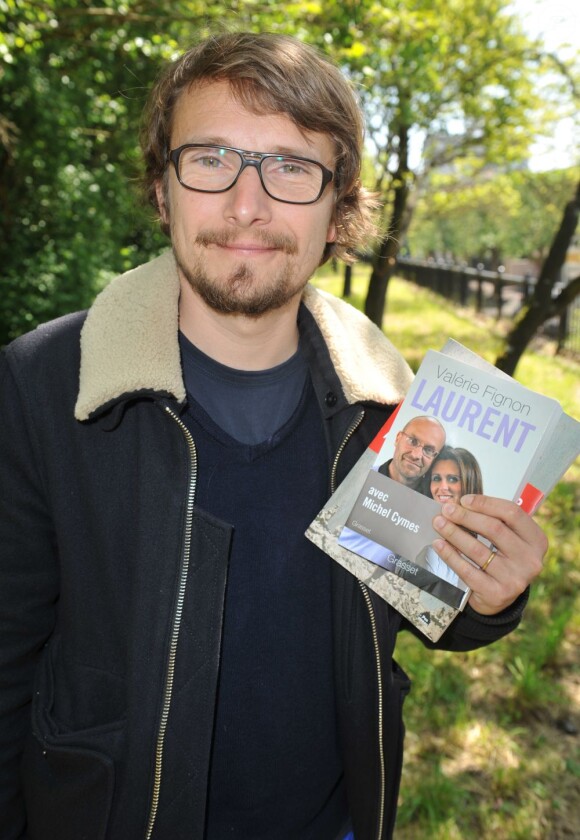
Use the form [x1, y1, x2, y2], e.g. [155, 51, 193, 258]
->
[415, 446, 483, 586]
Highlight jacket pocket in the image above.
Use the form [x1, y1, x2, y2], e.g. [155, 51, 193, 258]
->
[22, 735, 115, 840]
[21, 638, 125, 840]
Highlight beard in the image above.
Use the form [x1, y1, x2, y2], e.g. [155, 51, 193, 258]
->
[173, 228, 314, 318]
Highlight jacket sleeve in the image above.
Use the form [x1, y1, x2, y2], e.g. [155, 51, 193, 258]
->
[0, 351, 59, 839]
[406, 589, 529, 652]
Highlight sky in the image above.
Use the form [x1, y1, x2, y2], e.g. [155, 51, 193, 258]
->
[509, 0, 578, 171]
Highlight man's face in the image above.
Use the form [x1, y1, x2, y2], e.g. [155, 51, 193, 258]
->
[155, 80, 337, 317]
[390, 418, 445, 487]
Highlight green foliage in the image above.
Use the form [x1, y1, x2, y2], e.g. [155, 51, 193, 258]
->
[0, 1, 299, 346]
[0, 0, 179, 344]
[2, 1, 577, 343]
[306, 0, 552, 194]
[407, 165, 579, 262]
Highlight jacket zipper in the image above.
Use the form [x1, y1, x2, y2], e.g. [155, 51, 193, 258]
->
[145, 406, 198, 840]
[331, 409, 386, 840]
[357, 580, 386, 840]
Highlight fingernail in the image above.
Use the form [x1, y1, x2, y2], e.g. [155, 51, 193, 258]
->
[461, 494, 474, 506]
[432, 539, 446, 552]
[434, 515, 446, 529]
[442, 503, 456, 516]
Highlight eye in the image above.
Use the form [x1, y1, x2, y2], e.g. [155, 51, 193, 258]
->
[278, 160, 306, 175]
[199, 155, 223, 168]
[267, 156, 315, 179]
[431, 474, 441, 483]
[189, 152, 228, 170]
[447, 475, 460, 483]
[181, 147, 231, 169]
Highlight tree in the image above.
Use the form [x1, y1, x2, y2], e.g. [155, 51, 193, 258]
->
[305, 0, 574, 326]
[0, 0, 282, 346]
[406, 165, 578, 265]
[0, 1, 171, 344]
[2, 1, 576, 343]
[495, 179, 580, 375]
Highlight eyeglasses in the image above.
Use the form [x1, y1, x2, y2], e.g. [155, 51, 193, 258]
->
[168, 144, 334, 205]
[401, 433, 439, 459]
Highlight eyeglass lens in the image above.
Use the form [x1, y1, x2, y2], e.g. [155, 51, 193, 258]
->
[176, 146, 326, 203]
[403, 433, 438, 458]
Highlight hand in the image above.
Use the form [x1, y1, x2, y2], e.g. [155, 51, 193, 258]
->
[431, 494, 548, 616]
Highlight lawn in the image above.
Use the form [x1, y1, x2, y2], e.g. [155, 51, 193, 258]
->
[312, 262, 580, 840]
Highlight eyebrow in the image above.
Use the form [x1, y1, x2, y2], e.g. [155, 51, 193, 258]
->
[185, 137, 323, 160]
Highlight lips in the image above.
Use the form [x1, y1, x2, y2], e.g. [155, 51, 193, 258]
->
[196, 229, 298, 255]
[221, 242, 276, 254]
[402, 457, 421, 471]
[434, 492, 454, 502]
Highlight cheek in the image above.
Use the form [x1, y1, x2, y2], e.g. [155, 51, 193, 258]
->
[295, 207, 336, 251]
[168, 190, 207, 234]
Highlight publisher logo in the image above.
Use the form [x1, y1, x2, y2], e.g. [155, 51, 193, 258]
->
[419, 612, 431, 625]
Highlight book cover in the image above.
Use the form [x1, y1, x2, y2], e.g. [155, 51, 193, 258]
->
[306, 342, 580, 641]
[338, 349, 563, 606]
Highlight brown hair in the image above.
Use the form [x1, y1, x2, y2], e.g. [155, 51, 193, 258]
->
[140, 32, 377, 263]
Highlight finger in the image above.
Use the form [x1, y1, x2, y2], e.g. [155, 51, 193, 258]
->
[431, 536, 503, 591]
[431, 493, 548, 617]
[431, 505, 533, 585]
[431, 536, 531, 616]
[459, 494, 548, 552]
[432, 507, 542, 587]
[436, 496, 547, 566]
[431, 513, 505, 579]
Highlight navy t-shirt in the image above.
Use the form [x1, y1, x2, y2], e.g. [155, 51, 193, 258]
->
[180, 333, 348, 839]
[179, 332, 309, 445]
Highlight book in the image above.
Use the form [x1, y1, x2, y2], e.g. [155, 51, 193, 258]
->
[306, 341, 580, 641]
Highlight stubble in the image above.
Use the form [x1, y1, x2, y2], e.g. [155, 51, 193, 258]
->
[173, 228, 313, 318]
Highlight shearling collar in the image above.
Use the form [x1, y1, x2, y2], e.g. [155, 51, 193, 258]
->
[75, 250, 413, 421]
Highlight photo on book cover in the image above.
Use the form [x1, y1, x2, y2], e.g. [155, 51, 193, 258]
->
[337, 349, 563, 606]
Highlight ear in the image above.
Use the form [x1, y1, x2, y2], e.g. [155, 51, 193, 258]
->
[326, 215, 337, 244]
[155, 180, 169, 225]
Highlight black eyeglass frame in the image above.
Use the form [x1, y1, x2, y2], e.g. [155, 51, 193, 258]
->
[168, 143, 335, 205]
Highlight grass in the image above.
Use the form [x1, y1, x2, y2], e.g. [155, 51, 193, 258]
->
[312, 262, 580, 840]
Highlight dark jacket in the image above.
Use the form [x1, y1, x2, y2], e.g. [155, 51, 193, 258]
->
[0, 252, 526, 840]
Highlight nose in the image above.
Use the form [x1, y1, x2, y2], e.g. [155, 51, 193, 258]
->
[222, 164, 272, 227]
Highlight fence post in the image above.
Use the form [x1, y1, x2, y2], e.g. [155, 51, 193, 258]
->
[557, 306, 569, 354]
[522, 273, 529, 304]
[495, 266, 505, 319]
[343, 263, 352, 297]
[476, 264, 484, 313]
[459, 267, 468, 305]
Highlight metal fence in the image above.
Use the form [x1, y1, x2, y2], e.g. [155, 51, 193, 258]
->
[395, 258, 579, 356]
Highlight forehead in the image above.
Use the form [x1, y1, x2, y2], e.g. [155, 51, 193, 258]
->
[170, 80, 336, 163]
[432, 460, 459, 474]
[404, 419, 444, 443]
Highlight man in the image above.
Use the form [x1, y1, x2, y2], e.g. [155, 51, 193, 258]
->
[0, 32, 547, 840]
[377, 415, 446, 494]
[338, 415, 446, 568]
